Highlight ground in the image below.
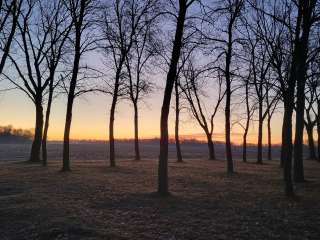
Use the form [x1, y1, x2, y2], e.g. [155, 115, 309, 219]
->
[0, 159, 319, 240]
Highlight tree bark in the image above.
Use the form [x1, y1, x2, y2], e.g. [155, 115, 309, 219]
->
[29, 99, 43, 162]
[133, 102, 141, 161]
[158, 0, 187, 196]
[175, 80, 183, 163]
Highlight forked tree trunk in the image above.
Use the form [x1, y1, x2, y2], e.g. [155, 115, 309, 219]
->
[133, 102, 141, 161]
[158, 0, 187, 196]
[29, 99, 44, 162]
[175, 80, 183, 163]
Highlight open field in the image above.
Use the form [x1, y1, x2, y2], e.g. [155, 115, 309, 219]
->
[0, 158, 319, 240]
[0, 141, 282, 162]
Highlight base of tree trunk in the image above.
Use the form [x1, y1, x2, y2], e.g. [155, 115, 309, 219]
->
[61, 167, 71, 172]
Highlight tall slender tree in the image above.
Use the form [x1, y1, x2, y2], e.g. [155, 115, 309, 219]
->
[62, 0, 95, 171]
[158, 0, 196, 196]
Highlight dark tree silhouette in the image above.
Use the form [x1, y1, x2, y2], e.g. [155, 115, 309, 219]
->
[100, 0, 157, 167]
[293, 0, 319, 183]
[223, 0, 244, 173]
[0, 0, 21, 75]
[180, 61, 225, 161]
[158, 0, 196, 196]
[174, 76, 183, 162]
[5, 0, 69, 163]
[62, 0, 95, 171]
[41, 0, 72, 166]
[124, 11, 158, 161]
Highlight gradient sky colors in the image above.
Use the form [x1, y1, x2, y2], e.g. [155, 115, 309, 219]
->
[0, 76, 285, 144]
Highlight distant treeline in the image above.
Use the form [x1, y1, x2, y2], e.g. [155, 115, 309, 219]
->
[0, 126, 33, 143]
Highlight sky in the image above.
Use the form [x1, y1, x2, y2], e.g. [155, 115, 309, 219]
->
[0, 0, 292, 145]
[0, 69, 286, 144]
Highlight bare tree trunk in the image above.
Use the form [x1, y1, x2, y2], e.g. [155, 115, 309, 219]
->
[109, 94, 117, 167]
[306, 124, 316, 160]
[62, 36, 82, 171]
[62, 92, 74, 171]
[293, 79, 306, 182]
[133, 102, 141, 161]
[243, 80, 250, 163]
[281, 101, 294, 196]
[225, 22, 234, 174]
[257, 102, 263, 164]
[206, 134, 215, 160]
[158, 0, 187, 196]
[109, 65, 123, 167]
[42, 82, 54, 166]
[175, 80, 183, 163]
[242, 131, 247, 163]
[267, 115, 272, 160]
[29, 99, 43, 162]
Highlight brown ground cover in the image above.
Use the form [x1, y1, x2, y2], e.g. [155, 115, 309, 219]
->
[0, 159, 319, 240]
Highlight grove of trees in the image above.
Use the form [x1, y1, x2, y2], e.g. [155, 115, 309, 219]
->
[1, 0, 320, 197]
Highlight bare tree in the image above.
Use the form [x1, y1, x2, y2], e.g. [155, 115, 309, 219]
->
[100, 0, 157, 167]
[266, 89, 279, 161]
[158, 0, 196, 196]
[4, 0, 70, 162]
[124, 11, 158, 161]
[180, 60, 225, 160]
[236, 70, 255, 163]
[62, 0, 95, 171]
[41, 0, 72, 166]
[222, 0, 244, 173]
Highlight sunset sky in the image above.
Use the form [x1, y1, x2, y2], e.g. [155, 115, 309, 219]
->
[0, 70, 285, 144]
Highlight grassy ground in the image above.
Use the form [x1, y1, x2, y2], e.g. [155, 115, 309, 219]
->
[0, 159, 319, 240]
